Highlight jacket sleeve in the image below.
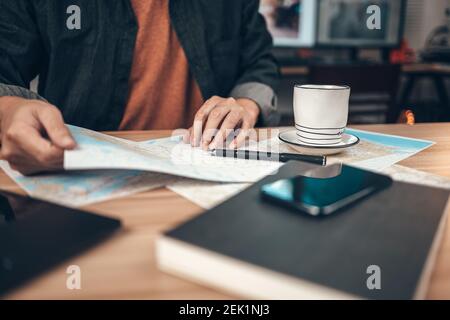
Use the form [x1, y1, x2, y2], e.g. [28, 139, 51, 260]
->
[0, 0, 46, 100]
[230, 0, 280, 127]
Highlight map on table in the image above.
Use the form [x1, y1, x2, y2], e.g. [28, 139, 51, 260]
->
[339, 128, 434, 170]
[0, 125, 280, 207]
[167, 128, 436, 209]
[0, 125, 435, 208]
[0, 162, 175, 207]
[64, 125, 282, 183]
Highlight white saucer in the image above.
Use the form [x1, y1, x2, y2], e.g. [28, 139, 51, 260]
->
[279, 129, 360, 156]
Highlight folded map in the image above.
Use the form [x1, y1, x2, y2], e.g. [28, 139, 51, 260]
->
[64, 125, 282, 183]
[0, 125, 435, 208]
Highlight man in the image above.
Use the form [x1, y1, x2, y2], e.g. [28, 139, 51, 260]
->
[0, 0, 279, 174]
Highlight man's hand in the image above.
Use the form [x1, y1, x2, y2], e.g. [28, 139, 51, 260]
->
[184, 96, 260, 150]
[0, 97, 76, 175]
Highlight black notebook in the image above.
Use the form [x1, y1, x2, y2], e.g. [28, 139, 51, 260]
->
[156, 162, 450, 300]
[0, 190, 121, 295]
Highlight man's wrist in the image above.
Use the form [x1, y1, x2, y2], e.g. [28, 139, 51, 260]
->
[0, 96, 17, 116]
[0, 96, 25, 117]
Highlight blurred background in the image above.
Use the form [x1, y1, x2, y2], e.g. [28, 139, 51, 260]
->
[260, 0, 450, 125]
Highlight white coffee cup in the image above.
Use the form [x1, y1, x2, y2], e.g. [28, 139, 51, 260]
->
[294, 84, 350, 145]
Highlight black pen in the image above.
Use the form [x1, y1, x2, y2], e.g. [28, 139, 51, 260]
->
[212, 149, 326, 166]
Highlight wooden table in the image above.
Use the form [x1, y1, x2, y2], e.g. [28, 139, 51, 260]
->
[2, 123, 450, 300]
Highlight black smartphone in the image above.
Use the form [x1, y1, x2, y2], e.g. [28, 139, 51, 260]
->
[260, 164, 392, 216]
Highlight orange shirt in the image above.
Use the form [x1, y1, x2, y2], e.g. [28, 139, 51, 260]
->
[119, 0, 204, 130]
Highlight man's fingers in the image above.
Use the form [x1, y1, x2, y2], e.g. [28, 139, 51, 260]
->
[4, 125, 64, 167]
[183, 127, 192, 144]
[195, 96, 223, 123]
[192, 96, 222, 147]
[201, 105, 231, 149]
[209, 110, 242, 150]
[36, 107, 76, 149]
[4, 147, 62, 174]
[230, 120, 254, 149]
[9, 161, 60, 175]
[1, 146, 62, 175]
[191, 119, 203, 147]
[9, 163, 38, 176]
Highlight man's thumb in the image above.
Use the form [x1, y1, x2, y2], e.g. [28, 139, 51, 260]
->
[37, 107, 77, 149]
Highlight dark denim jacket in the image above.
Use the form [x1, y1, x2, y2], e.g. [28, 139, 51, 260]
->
[0, 0, 280, 130]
